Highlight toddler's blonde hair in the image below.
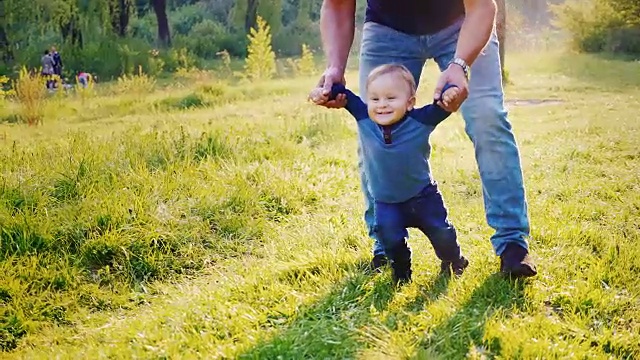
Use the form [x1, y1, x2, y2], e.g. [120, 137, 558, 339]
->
[366, 64, 417, 96]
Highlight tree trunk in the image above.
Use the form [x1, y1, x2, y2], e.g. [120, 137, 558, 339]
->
[110, 0, 131, 37]
[0, 24, 12, 63]
[244, 0, 259, 32]
[151, 0, 171, 47]
[495, 0, 506, 81]
[0, 0, 8, 63]
[60, 14, 83, 48]
[119, 0, 130, 37]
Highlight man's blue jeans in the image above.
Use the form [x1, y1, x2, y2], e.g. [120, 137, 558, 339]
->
[358, 17, 530, 257]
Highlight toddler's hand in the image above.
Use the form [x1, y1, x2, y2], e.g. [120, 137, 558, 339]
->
[441, 86, 461, 111]
[308, 86, 346, 107]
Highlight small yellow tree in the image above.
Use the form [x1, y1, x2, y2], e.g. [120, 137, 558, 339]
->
[297, 44, 316, 76]
[244, 16, 276, 81]
[287, 43, 316, 77]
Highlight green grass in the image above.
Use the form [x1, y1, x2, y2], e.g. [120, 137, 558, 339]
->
[1, 51, 639, 359]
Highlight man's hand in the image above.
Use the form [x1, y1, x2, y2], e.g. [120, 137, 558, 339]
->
[433, 64, 469, 112]
[311, 66, 347, 108]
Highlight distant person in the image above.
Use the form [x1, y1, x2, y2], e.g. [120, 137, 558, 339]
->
[77, 72, 94, 88]
[310, 64, 469, 284]
[41, 50, 54, 89]
[51, 46, 63, 77]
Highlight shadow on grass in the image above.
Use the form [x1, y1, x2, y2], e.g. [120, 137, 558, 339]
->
[403, 273, 453, 314]
[230, 258, 425, 359]
[237, 259, 455, 359]
[236, 259, 391, 359]
[233, 259, 532, 359]
[413, 273, 531, 359]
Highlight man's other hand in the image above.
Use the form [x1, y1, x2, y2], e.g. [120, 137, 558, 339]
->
[433, 64, 469, 112]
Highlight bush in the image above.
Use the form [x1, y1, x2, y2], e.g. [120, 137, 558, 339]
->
[173, 20, 233, 59]
[116, 66, 156, 95]
[552, 0, 640, 55]
[273, 21, 322, 57]
[169, 4, 207, 36]
[129, 15, 157, 43]
[14, 67, 48, 126]
[0, 76, 14, 99]
[161, 48, 199, 73]
[604, 27, 640, 54]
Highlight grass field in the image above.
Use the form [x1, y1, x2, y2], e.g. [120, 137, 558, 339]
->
[1, 51, 639, 359]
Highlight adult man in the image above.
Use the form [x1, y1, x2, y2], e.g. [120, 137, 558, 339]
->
[314, 0, 537, 277]
[51, 46, 63, 77]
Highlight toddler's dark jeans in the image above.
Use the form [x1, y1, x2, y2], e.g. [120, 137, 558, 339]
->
[374, 183, 462, 268]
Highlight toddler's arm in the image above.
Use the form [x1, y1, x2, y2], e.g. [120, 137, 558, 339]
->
[329, 84, 369, 120]
[411, 84, 459, 126]
[309, 84, 368, 121]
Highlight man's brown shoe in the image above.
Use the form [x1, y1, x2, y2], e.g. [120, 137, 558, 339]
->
[500, 243, 537, 277]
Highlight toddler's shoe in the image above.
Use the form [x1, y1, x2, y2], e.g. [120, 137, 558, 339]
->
[390, 245, 412, 285]
[440, 255, 469, 277]
[369, 254, 388, 273]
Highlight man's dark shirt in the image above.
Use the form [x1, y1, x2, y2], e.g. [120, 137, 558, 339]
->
[365, 0, 465, 35]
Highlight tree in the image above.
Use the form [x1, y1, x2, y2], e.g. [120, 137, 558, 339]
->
[134, 0, 148, 16]
[257, 0, 282, 35]
[232, 0, 282, 33]
[230, 0, 246, 30]
[244, 0, 259, 33]
[109, 0, 132, 37]
[0, 0, 12, 62]
[151, 0, 171, 47]
[244, 16, 276, 80]
[60, 14, 83, 47]
[0, 24, 11, 62]
[296, 0, 312, 25]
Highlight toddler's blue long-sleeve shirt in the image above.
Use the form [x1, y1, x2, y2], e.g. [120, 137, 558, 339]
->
[331, 84, 452, 203]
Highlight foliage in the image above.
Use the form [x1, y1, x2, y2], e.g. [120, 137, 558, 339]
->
[14, 67, 48, 126]
[147, 50, 166, 76]
[552, 0, 640, 55]
[287, 43, 316, 77]
[258, 0, 283, 35]
[116, 65, 156, 95]
[0, 76, 14, 99]
[244, 16, 276, 81]
[172, 19, 245, 59]
[273, 20, 322, 57]
[1, 0, 333, 80]
[169, 3, 206, 35]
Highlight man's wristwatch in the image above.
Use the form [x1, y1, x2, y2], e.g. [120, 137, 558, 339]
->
[449, 57, 470, 79]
